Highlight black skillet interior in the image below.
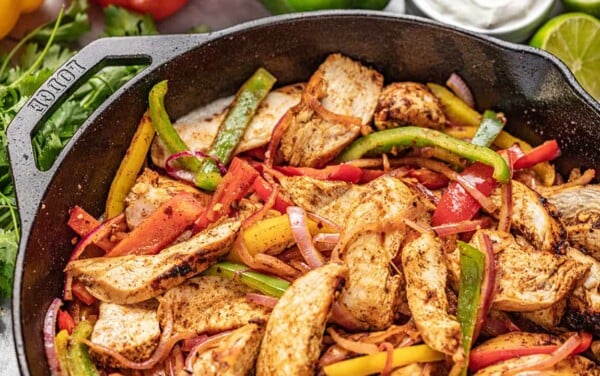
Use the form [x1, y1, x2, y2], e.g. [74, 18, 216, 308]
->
[8, 11, 600, 376]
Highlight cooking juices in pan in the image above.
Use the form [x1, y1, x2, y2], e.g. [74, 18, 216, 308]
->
[44, 53, 600, 375]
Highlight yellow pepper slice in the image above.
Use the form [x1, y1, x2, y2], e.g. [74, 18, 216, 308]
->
[54, 329, 70, 376]
[105, 111, 155, 218]
[322, 344, 444, 376]
[427, 83, 482, 128]
[227, 214, 327, 263]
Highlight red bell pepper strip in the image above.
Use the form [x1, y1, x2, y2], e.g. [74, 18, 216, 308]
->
[252, 176, 291, 214]
[408, 168, 450, 189]
[431, 163, 496, 226]
[359, 169, 384, 183]
[469, 332, 592, 372]
[57, 310, 76, 334]
[194, 157, 259, 232]
[91, 0, 189, 20]
[106, 192, 205, 257]
[275, 164, 364, 183]
[71, 281, 97, 306]
[513, 140, 561, 170]
[67, 206, 101, 237]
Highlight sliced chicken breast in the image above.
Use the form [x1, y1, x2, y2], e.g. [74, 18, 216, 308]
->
[446, 230, 588, 312]
[125, 168, 210, 229]
[188, 324, 264, 376]
[489, 180, 567, 254]
[156, 275, 269, 335]
[151, 84, 304, 168]
[90, 300, 160, 368]
[564, 247, 600, 333]
[65, 219, 240, 304]
[374, 82, 446, 130]
[402, 232, 463, 362]
[256, 263, 347, 376]
[278, 54, 383, 167]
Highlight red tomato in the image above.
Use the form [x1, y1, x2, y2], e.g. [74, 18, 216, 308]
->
[431, 163, 496, 226]
[92, 0, 189, 21]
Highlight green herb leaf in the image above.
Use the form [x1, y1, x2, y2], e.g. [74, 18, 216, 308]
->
[32, 0, 91, 43]
[103, 5, 158, 37]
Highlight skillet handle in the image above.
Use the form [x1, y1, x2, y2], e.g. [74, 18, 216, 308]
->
[7, 34, 209, 232]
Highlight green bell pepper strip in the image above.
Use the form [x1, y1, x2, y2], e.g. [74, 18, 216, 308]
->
[260, 0, 390, 14]
[471, 110, 504, 147]
[456, 241, 485, 375]
[205, 262, 290, 297]
[67, 320, 100, 376]
[149, 80, 202, 173]
[195, 68, 277, 191]
[336, 126, 510, 183]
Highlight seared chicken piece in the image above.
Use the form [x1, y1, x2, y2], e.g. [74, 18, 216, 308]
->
[489, 180, 567, 254]
[338, 176, 429, 329]
[278, 54, 383, 167]
[473, 332, 600, 376]
[90, 300, 160, 368]
[188, 324, 263, 376]
[402, 232, 463, 361]
[156, 275, 269, 335]
[545, 185, 600, 260]
[257, 263, 347, 376]
[151, 84, 304, 168]
[446, 230, 588, 312]
[563, 247, 600, 333]
[65, 219, 240, 304]
[520, 299, 567, 329]
[374, 82, 446, 130]
[125, 169, 210, 229]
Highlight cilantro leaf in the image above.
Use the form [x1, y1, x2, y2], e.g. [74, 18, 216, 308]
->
[103, 5, 158, 37]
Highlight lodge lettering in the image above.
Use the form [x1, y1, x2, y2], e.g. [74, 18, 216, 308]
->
[27, 59, 85, 112]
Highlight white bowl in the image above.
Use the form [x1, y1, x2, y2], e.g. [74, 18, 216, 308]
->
[407, 0, 557, 42]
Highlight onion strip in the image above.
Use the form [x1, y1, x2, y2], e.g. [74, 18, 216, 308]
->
[69, 213, 125, 261]
[287, 206, 325, 269]
[379, 342, 395, 376]
[473, 233, 496, 342]
[246, 292, 279, 309]
[432, 219, 487, 237]
[327, 328, 379, 355]
[446, 72, 475, 108]
[165, 150, 227, 182]
[183, 331, 233, 373]
[44, 298, 63, 376]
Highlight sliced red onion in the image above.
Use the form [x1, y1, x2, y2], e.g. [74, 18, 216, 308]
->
[165, 150, 227, 182]
[265, 111, 292, 167]
[379, 342, 395, 376]
[473, 233, 497, 342]
[287, 206, 325, 269]
[44, 298, 63, 376]
[306, 211, 342, 232]
[246, 292, 279, 309]
[183, 331, 233, 373]
[165, 345, 185, 376]
[504, 333, 582, 376]
[433, 219, 487, 237]
[181, 335, 208, 353]
[403, 218, 432, 235]
[331, 302, 362, 331]
[313, 233, 340, 250]
[69, 213, 125, 261]
[456, 174, 498, 214]
[327, 327, 379, 355]
[446, 73, 475, 108]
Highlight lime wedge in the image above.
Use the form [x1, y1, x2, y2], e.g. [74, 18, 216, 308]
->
[562, 0, 600, 17]
[530, 13, 600, 101]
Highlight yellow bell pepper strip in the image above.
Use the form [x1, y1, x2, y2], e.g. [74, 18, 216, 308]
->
[456, 240, 486, 375]
[195, 68, 277, 191]
[67, 321, 100, 376]
[322, 344, 444, 376]
[472, 110, 504, 147]
[55, 329, 70, 375]
[427, 83, 482, 127]
[205, 262, 290, 297]
[105, 111, 155, 218]
[149, 80, 203, 173]
[337, 126, 510, 183]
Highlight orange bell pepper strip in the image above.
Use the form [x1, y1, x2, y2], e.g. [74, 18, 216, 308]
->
[194, 157, 259, 232]
[106, 192, 205, 257]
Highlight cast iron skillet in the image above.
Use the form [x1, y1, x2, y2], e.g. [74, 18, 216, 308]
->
[7, 11, 600, 375]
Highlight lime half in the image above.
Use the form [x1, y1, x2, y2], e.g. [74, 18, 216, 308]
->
[530, 13, 600, 101]
[562, 0, 600, 17]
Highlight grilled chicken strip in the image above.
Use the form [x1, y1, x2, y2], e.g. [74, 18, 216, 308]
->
[65, 219, 240, 304]
[257, 263, 347, 376]
[90, 300, 160, 368]
[544, 185, 600, 260]
[473, 332, 600, 376]
[150, 83, 304, 169]
[278, 54, 383, 167]
[520, 299, 567, 329]
[402, 232, 463, 361]
[125, 168, 210, 229]
[188, 324, 264, 376]
[374, 82, 446, 130]
[489, 180, 566, 254]
[156, 275, 269, 335]
[446, 230, 589, 312]
[563, 247, 600, 333]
